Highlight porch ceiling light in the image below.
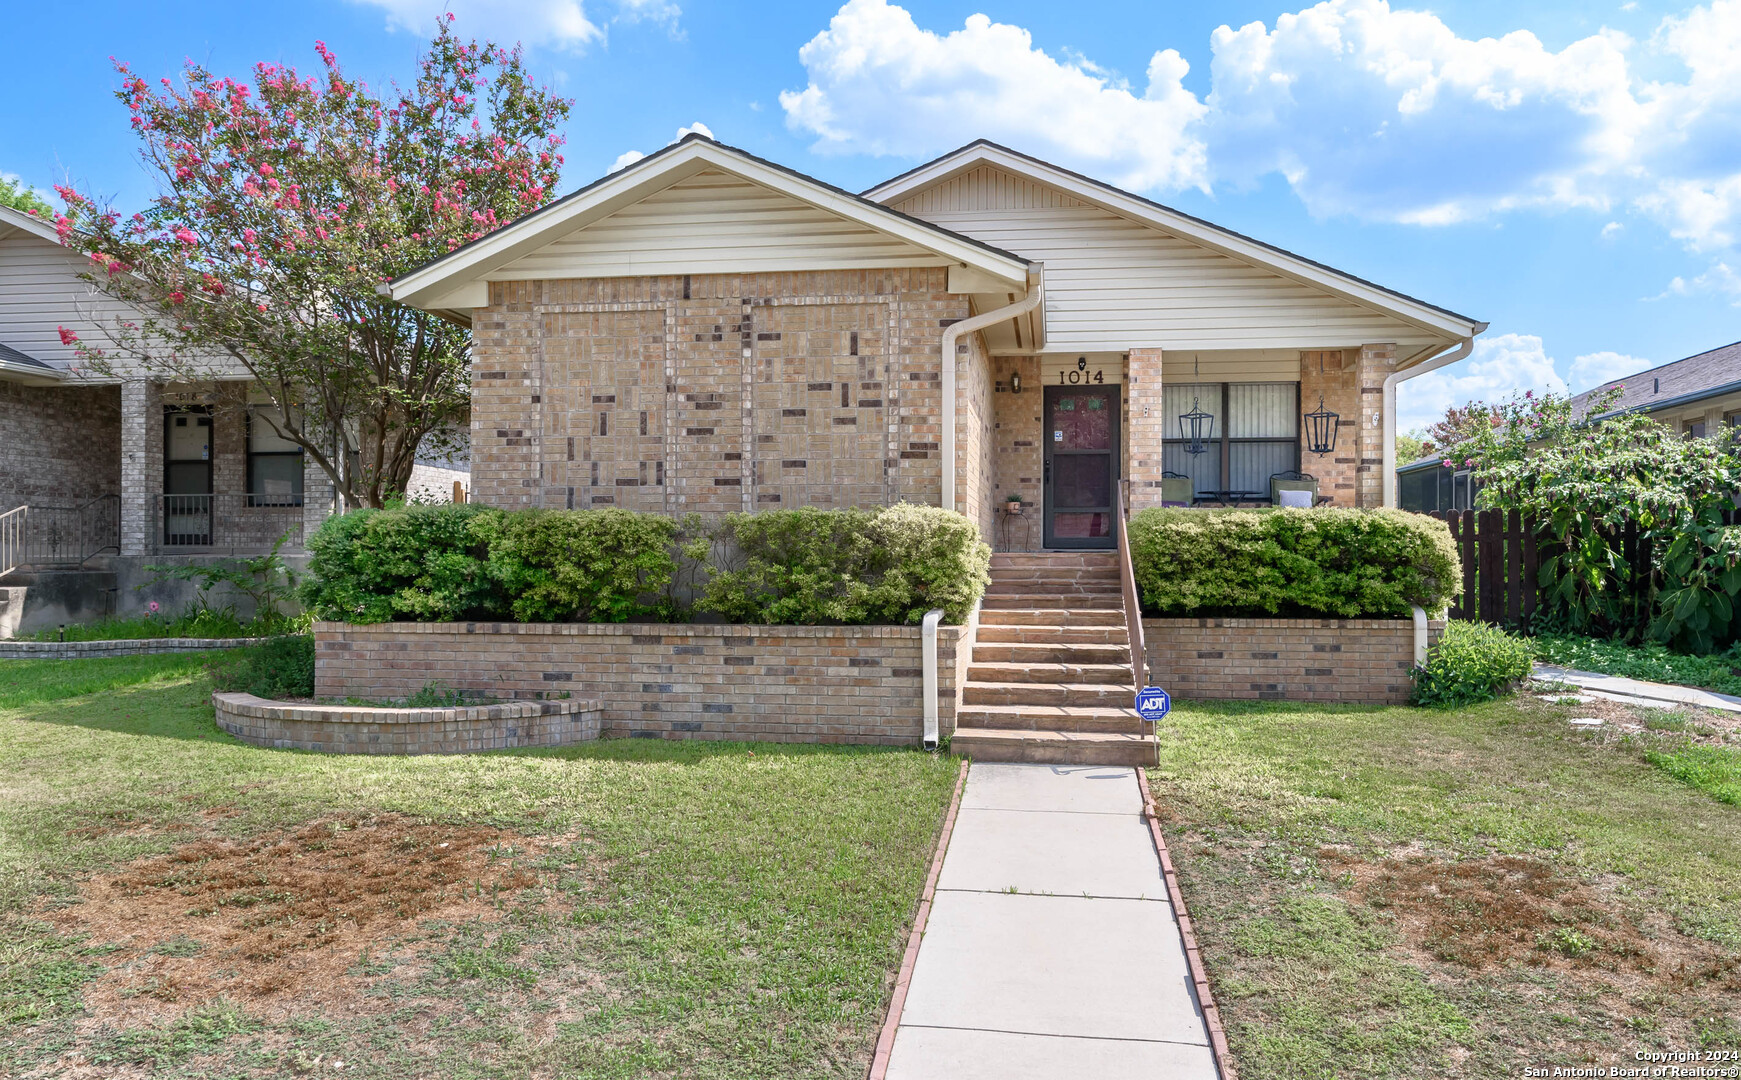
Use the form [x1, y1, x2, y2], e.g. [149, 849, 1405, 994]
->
[1180, 395, 1214, 455]
[1304, 393, 1340, 455]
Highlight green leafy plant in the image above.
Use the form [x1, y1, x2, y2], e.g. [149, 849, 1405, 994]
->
[207, 636, 315, 699]
[485, 508, 678, 622]
[698, 503, 990, 625]
[1440, 389, 1741, 651]
[1533, 634, 1741, 695]
[1410, 620, 1534, 707]
[299, 503, 507, 623]
[142, 530, 304, 634]
[1127, 507, 1460, 618]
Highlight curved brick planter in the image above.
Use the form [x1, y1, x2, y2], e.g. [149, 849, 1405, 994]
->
[0, 637, 271, 660]
[213, 692, 602, 754]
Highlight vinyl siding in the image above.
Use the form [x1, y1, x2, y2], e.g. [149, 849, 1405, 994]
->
[892, 166, 1448, 352]
[0, 230, 245, 379]
[493, 170, 953, 282]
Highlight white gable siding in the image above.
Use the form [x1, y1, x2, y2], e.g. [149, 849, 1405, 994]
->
[493, 170, 953, 282]
[892, 167, 1446, 352]
[0, 230, 244, 379]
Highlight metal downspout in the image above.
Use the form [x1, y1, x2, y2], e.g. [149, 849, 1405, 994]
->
[940, 268, 1044, 513]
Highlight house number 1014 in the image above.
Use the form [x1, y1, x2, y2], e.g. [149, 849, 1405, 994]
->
[1060, 358, 1104, 385]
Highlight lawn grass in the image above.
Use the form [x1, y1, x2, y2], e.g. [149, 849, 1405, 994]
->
[1645, 743, 1741, 806]
[1534, 633, 1741, 696]
[0, 656, 958, 1078]
[1151, 695, 1741, 1079]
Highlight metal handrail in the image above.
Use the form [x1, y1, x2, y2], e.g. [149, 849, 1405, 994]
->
[0, 505, 24, 580]
[1115, 483, 1147, 688]
[77, 495, 121, 565]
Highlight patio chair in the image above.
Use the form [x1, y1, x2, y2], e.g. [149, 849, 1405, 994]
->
[1160, 471, 1194, 507]
[1269, 470, 1319, 507]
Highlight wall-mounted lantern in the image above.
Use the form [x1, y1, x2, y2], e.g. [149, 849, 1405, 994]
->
[1302, 352, 1339, 455]
[1010, 370, 1022, 395]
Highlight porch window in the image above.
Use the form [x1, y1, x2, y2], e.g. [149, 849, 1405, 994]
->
[247, 407, 304, 507]
[1162, 382, 1300, 498]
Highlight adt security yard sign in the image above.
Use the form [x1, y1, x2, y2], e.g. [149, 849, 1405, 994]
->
[1135, 686, 1171, 723]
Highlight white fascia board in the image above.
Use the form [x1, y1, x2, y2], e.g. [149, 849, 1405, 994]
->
[864, 145, 1486, 346]
[0, 204, 63, 245]
[0, 358, 67, 386]
[390, 139, 1030, 310]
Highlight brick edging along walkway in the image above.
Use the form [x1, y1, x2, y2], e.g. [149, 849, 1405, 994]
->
[867, 759, 968, 1080]
[1138, 767, 1237, 1080]
[0, 637, 271, 660]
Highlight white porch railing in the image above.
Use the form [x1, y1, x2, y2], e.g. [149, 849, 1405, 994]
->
[0, 505, 24, 580]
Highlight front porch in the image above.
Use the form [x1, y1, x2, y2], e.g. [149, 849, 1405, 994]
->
[978, 346, 1394, 552]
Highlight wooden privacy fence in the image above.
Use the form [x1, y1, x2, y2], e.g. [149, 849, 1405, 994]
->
[1425, 510, 1675, 629]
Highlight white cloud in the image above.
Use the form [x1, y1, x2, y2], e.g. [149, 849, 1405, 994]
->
[1657, 260, 1741, 303]
[608, 121, 715, 173]
[1567, 350, 1652, 390]
[350, 0, 604, 49]
[778, 0, 1208, 193]
[781, 0, 1741, 261]
[615, 0, 679, 27]
[1395, 333, 1568, 430]
[1601, 220, 1624, 237]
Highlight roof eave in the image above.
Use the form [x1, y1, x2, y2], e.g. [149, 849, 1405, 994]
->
[390, 136, 1030, 312]
[864, 141, 1485, 343]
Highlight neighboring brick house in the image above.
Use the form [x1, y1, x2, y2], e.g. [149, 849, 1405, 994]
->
[390, 136, 1486, 548]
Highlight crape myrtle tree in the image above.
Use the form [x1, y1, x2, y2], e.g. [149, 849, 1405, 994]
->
[55, 17, 570, 508]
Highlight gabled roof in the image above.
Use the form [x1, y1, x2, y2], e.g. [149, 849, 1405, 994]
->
[864, 141, 1487, 353]
[0, 202, 62, 246]
[389, 135, 1033, 320]
[0, 341, 67, 385]
[1569, 339, 1741, 419]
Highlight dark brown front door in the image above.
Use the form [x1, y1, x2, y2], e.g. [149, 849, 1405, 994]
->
[1043, 386, 1118, 549]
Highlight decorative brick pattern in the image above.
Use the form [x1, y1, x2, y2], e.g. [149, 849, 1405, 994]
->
[314, 620, 969, 746]
[214, 692, 602, 754]
[469, 271, 971, 519]
[0, 382, 121, 511]
[0, 636, 270, 660]
[1125, 348, 1167, 510]
[1145, 617, 1444, 704]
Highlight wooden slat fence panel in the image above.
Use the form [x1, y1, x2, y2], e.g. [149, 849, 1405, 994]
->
[1427, 509, 1541, 628]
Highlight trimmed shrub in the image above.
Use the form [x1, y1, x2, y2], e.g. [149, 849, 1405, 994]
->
[208, 635, 316, 699]
[299, 503, 506, 623]
[486, 508, 680, 622]
[699, 503, 990, 625]
[1410, 620, 1534, 707]
[1128, 507, 1460, 619]
[298, 502, 990, 626]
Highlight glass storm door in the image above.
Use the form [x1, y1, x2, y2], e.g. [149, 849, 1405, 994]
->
[1043, 386, 1118, 549]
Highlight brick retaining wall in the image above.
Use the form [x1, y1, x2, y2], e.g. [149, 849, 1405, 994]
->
[1144, 617, 1444, 705]
[314, 620, 967, 746]
[214, 692, 602, 754]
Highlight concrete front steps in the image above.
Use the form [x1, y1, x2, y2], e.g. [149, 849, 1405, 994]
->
[953, 552, 1155, 766]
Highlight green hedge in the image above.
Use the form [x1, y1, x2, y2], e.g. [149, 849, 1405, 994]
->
[1128, 507, 1460, 618]
[299, 502, 989, 626]
[701, 503, 991, 625]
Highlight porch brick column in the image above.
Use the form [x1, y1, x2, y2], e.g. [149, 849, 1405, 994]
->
[1301, 350, 1360, 505]
[1356, 343, 1397, 508]
[119, 379, 161, 556]
[301, 452, 335, 551]
[1125, 347, 1166, 511]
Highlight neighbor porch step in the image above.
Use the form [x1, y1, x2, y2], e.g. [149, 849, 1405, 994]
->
[951, 727, 1156, 766]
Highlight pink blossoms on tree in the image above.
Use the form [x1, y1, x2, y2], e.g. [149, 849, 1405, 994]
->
[55, 20, 570, 507]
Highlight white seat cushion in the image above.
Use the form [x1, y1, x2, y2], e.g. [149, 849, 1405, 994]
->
[1278, 488, 1313, 508]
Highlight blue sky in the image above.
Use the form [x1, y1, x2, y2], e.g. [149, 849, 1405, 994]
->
[3, 0, 1738, 430]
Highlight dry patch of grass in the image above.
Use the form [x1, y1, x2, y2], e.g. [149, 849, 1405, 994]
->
[47, 814, 553, 1029]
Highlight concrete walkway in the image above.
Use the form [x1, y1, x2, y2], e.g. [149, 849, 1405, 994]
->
[1536, 663, 1741, 713]
[884, 763, 1220, 1080]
